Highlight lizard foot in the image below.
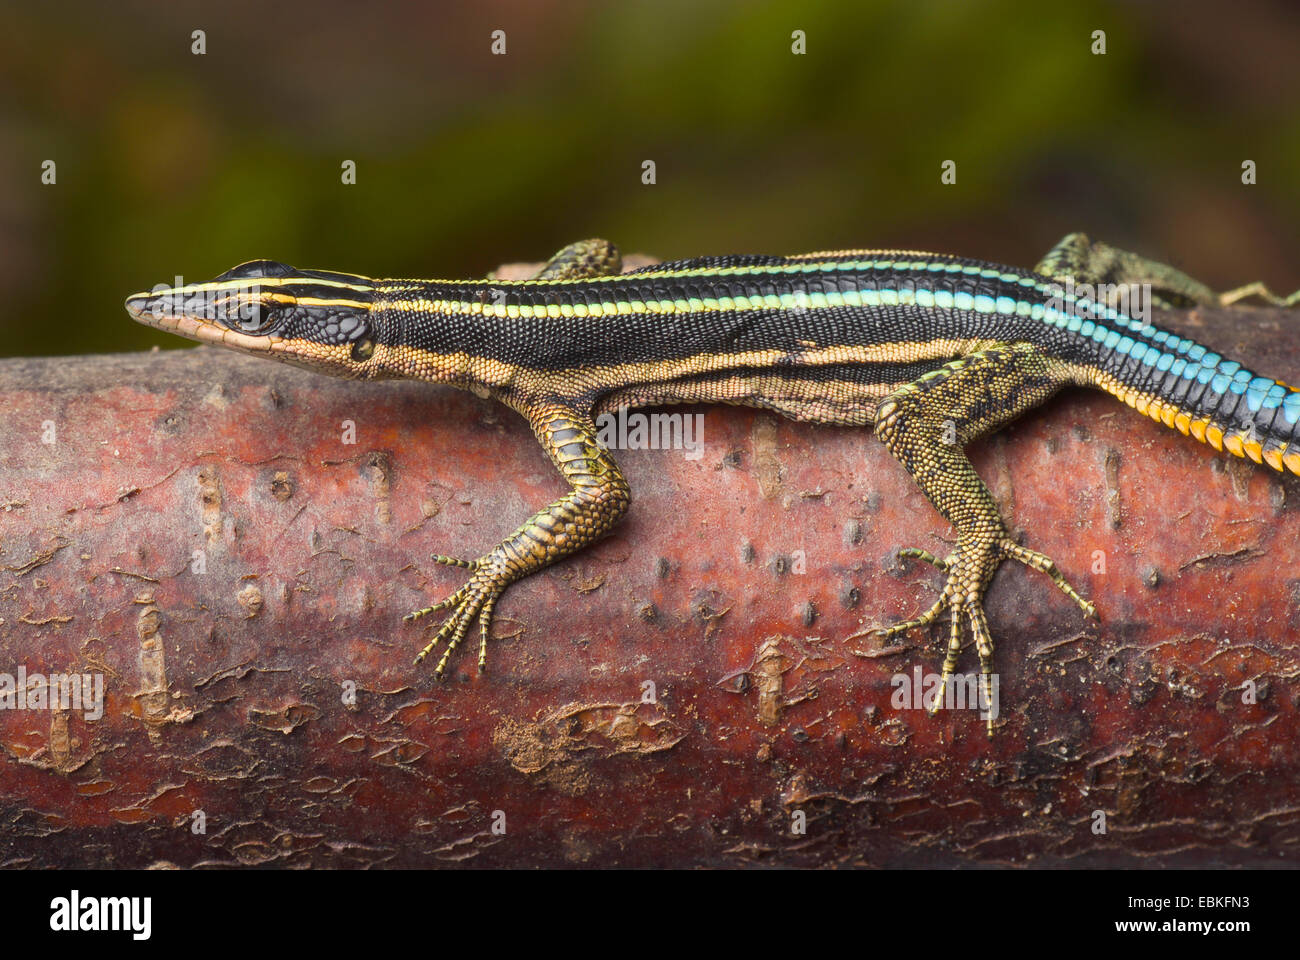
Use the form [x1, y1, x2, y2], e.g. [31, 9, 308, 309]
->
[405, 554, 507, 678]
[877, 535, 1096, 734]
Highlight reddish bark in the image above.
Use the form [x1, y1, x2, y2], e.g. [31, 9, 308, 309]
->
[0, 306, 1297, 867]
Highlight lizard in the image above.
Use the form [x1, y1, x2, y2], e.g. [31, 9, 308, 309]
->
[125, 233, 1300, 733]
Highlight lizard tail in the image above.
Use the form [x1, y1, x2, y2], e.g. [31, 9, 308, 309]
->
[1083, 335, 1300, 477]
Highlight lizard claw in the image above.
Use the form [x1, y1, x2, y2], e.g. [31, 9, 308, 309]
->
[403, 556, 482, 622]
[877, 534, 1095, 735]
[407, 554, 507, 678]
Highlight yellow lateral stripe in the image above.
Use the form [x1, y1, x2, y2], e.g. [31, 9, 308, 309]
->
[136, 276, 377, 296]
[595, 374, 896, 425]
[497, 261, 934, 284]
[785, 248, 943, 260]
[142, 251, 1001, 298]
[380, 339, 988, 393]
[263, 294, 374, 308]
[439, 253, 974, 286]
[378, 283, 958, 319]
[200, 293, 372, 309]
[146, 257, 957, 297]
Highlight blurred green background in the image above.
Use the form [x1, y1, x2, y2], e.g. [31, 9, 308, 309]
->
[1, 0, 1297, 357]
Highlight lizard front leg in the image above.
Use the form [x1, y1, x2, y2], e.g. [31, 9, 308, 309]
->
[405, 402, 630, 678]
[404, 238, 630, 676]
[873, 343, 1096, 734]
[523, 238, 623, 281]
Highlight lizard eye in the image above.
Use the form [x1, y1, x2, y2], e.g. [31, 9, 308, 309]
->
[235, 300, 275, 334]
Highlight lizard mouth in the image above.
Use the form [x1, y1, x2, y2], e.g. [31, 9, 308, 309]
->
[123, 292, 160, 324]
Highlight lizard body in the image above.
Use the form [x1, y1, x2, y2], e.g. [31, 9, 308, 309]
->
[125, 234, 1300, 732]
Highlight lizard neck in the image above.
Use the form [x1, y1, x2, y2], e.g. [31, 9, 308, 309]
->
[371, 281, 543, 402]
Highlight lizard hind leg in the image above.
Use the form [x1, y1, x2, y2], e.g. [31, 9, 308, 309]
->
[1035, 232, 1300, 309]
[1217, 281, 1300, 308]
[881, 536, 1095, 734]
[1034, 232, 1218, 309]
[872, 344, 1097, 734]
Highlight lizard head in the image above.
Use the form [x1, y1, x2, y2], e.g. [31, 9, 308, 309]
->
[125, 260, 382, 378]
